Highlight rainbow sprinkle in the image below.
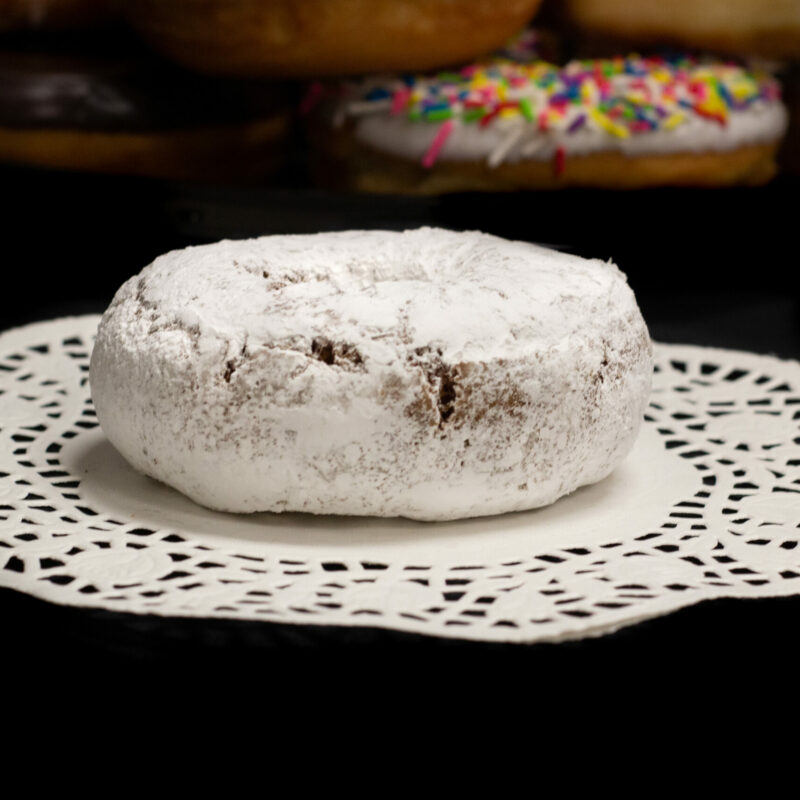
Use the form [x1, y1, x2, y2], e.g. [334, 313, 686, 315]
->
[339, 44, 782, 171]
[422, 119, 454, 168]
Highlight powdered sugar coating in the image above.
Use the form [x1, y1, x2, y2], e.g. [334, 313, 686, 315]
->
[89, 228, 652, 521]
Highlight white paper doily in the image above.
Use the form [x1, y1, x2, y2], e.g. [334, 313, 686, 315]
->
[2, 315, 800, 644]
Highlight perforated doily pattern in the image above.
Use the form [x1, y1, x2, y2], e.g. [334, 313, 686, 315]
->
[2, 316, 800, 644]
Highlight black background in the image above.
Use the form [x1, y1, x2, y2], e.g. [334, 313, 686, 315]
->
[2, 163, 798, 693]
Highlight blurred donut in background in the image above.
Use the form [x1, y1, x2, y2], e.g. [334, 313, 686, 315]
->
[0, 0, 111, 31]
[559, 0, 800, 60]
[0, 47, 294, 179]
[118, 0, 544, 77]
[308, 31, 788, 194]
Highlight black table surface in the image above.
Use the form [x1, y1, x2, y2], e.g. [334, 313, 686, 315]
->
[2, 166, 798, 684]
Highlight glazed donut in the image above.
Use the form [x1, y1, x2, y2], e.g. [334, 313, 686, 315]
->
[119, 0, 544, 77]
[0, 49, 293, 180]
[0, 0, 110, 30]
[89, 228, 652, 521]
[311, 41, 788, 193]
[560, 0, 800, 60]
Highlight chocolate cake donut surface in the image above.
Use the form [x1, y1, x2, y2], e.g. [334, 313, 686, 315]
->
[0, 50, 292, 179]
[90, 229, 653, 521]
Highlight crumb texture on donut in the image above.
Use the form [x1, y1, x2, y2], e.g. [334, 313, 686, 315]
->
[90, 229, 652, 521]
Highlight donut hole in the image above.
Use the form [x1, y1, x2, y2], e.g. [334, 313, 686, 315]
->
[234, 229, 487, 293]
[345, 260, 430, 285]
[255, 255, 433, 289]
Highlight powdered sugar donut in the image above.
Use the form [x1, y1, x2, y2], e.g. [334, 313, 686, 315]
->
[312, 46, 787, 192]
[0, 49, 293, 180]
[90, 228, 652, 521]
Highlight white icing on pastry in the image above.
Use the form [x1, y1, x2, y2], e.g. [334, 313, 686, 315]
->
[354, 102, 787, 162]
[90, 228, 653, 521]
[328, 52, 787, 166]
